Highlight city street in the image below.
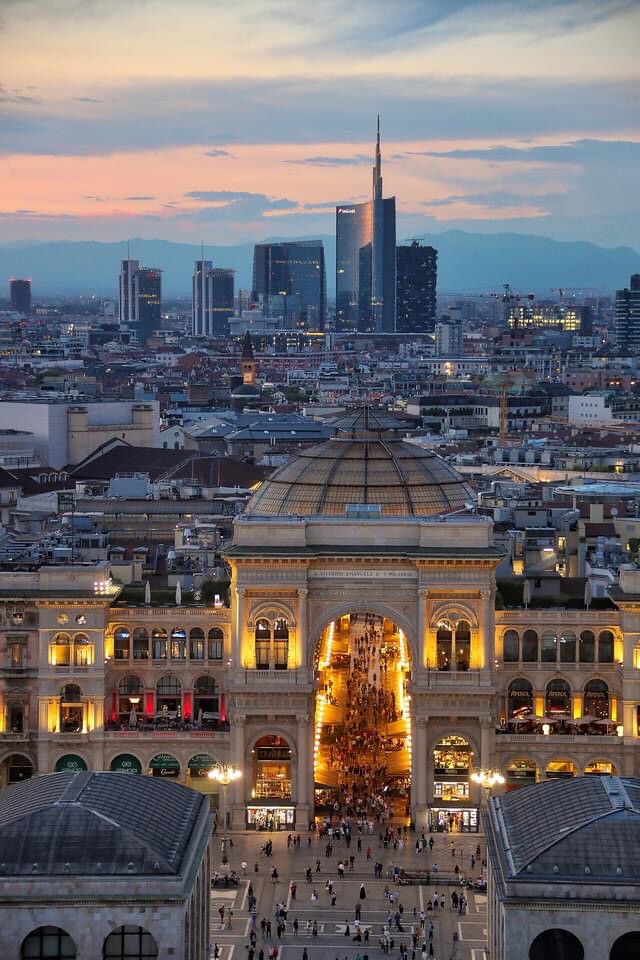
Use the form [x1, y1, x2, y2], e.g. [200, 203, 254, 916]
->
[209, 829, 488, 960]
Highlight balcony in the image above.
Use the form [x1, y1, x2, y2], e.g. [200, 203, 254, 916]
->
[0, 731, 33, 743]
[497, 733, 623, 745]
[425, 669, 492, 688]
[231, 667, 314, 688]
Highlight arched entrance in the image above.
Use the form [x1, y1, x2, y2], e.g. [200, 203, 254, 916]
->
[1, 752, 34, 787]
[313, 613, 412, 823]
[248, 735, 295, 830]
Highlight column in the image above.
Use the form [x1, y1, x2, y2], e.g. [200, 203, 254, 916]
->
[480, 720, 492, 768]
[478, 588, 494, 671]
[230, 713, 246, 830]
[412, 717, 428, 828]
[235, 587, 246, 667]
[297, 588, 308, 670]
[417, 588, 427, 670]
[296, 714, 311, 826]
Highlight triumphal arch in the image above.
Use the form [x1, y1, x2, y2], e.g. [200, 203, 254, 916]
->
[224, 409, 502, 830]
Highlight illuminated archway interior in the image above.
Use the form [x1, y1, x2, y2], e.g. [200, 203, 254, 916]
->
[314, 613, 412, 821]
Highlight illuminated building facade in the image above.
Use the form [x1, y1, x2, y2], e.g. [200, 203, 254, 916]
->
[118, 259, 162, 343]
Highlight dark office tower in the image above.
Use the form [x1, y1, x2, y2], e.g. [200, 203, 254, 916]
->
[134, 268, 161, 341]
[396, 241, 438, 334]
[335, 118, 396, 333]
[371, 117, 396, 333]
[336, 203, 372, 330]
[252, 241, 326, 331]
[118, 258, 161, 343]
[10, 278, 31, 315]
[615, 274, 640, 351]
[210, 268, 235, 336]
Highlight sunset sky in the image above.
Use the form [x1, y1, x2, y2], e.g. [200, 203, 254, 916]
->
[1, 0, 639, 248]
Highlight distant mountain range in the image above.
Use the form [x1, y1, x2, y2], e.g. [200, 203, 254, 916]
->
[0, 231, 638, 299]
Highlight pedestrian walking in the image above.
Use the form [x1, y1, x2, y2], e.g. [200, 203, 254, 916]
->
[359, 883, 367, 900]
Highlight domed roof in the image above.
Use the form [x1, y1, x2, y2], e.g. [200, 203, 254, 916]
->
[245, 407, 474, 518]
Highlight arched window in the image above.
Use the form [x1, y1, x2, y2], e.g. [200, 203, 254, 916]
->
[189, 627, 205, 660]
[53, 633, 71, 666]
[546, 678, 571, 717]
[506, 758, 537, 789]
[545, 759, 577, 780]
[584, 679, 609, 718]
[529, 928, 584, 960]
[132, 627, 149, 660]
[584, 760, 616, 776]
[522, 629, 538, 662]
[579, 630, 595, 663]
[114, 626, 130, 660]
[503, 630, 519, 662]
[454, 620, 471, 670]
[194, 675, 220, 720]
[118, 676, 142, 725]
[508, 678, 534, 719]
[170, 627, 186, 660]
[103, 925, 158, 959]
[273, 618, 289, 670]
[208, 627, 224, 660]
[599, 630, 614, 663]
[74, 633, 91, 666]
[610, 932, 640, 960]
[559, 630, 576, 664]
[21, 927, 76, 959]
[118, 675, 142, 696]
[60, 683, 83, 733]
[156, 675, 181, 713]
[255, 618, 271, 670]
[436, 620, 453, 671]
[541, 630, 557, 663]
[151, 628, 167, 660]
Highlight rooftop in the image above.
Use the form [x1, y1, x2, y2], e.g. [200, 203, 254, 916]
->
[0, 771, 208, 877]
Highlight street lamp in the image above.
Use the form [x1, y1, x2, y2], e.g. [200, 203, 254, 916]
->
[471, 768, 505, 806]
[208, 763, 242, 861]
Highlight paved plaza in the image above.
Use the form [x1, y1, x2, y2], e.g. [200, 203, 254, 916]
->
[209, 828, 488, 960]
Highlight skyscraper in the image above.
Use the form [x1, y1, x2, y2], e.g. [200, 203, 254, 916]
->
[9, 278, 31, 315]
[118, 259, 161, 343]
[252, 241, 326, 331]
[335, 118, 396, 333]
[192, 261, 235, 337]
[615, 274, 640, 351]
[396, 241, 437, 334]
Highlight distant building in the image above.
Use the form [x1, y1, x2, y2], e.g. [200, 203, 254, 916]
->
[396, 241, 437, 334]
[485, 776, 640, 960]
[335, 119, 396, 333]
[507, 302, 592, 334]
[0, 771, 212, 959]
[252, 241, 326, 331]
[118, 259, 161, 343]
[0, 398, 160, 468]
[615, 274, 640, 351]
[192, 261, 235, 337]
[9, 278, 31, 315]
[435, 316, 463, 356]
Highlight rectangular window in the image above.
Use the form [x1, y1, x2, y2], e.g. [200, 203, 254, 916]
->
[207, 639, 223, 660]
[255, 639, 270, 670]
[274, 639, 288, 670]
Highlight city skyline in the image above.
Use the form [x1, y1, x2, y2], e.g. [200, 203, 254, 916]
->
[0, 0, 638, 249]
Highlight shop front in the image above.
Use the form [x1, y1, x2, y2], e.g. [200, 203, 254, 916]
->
[430, 735, 477, 832]
[186, 753, 220, 809]
[252, 735, 292, 801]
[54, 754, 87, 774]
[246, 803, 296, 830]
[110, 753, 142, 775]
[429, 806, 479, 833]
[148, 753, 180, 778]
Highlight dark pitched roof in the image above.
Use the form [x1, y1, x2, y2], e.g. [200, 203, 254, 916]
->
[488, 776, 640, 883]
[70, 445, 195, 481]
[0, 771, 208, 876]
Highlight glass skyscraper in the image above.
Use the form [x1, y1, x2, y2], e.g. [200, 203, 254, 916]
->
[118, 259, 161, 344]
[335, 119, 396, 333]
[396, 241, 438, 334]
[252, 241, 326, 331]
[193, 260, 235, 337]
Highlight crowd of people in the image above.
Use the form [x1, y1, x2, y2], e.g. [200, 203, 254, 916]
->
[323, 614, 409, 819]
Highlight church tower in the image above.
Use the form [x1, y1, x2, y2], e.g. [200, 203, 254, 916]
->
[241, 330, 256, 386]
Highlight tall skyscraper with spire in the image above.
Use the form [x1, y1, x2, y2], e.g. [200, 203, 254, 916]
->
[336, 118, 396, 332]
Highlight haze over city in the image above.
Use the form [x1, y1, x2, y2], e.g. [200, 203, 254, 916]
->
[0, 0, 639, 248]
